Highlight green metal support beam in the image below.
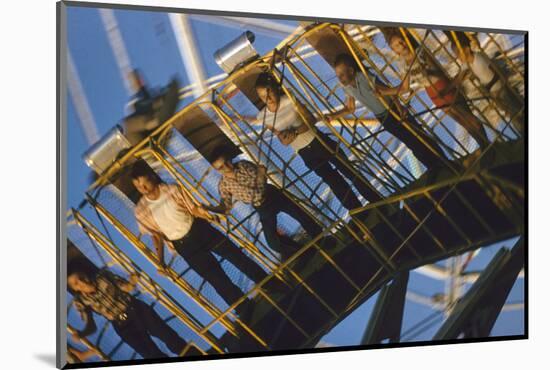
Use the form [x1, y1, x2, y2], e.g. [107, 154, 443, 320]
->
[361, 272, 409, 344]
[433, 237, 524, 340]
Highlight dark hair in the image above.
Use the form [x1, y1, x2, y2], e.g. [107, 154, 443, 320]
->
[211, 146, 233, 163]
[334, 53, 359, 71]
[255, 72, 282, 96]
[68, 270, 93, 284]
[379, 27, 419, 50]
[129, 160, 159, 183]
[444, 31, 472, 53]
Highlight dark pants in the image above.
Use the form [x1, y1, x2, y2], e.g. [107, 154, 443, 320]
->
[494, 85, 524, 133]
[173, 219, 268, 305]
[255, 184, 323, 260]
[298, 133, 381, 210]
[376, 108, 447, 170]
[112, 299, 187, 359]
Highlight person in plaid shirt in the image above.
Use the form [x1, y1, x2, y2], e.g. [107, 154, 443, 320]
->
[208, 148, 323, 262]
[68, 268, 197, 359]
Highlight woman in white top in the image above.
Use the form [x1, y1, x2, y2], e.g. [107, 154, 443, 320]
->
[448, 34, 524, 134]
[253, 72, 381, 211]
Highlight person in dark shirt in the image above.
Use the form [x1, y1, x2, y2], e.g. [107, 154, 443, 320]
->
[69, 268, 196, 359]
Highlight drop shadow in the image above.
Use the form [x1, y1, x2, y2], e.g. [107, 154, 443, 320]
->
[34, 353, 57, 367]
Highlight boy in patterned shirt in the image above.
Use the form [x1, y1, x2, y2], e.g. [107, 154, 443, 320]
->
[208, 148, 323, 262]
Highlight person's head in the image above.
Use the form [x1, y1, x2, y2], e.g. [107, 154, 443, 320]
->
[381, 27, 414, 58]
[130, 161, 160, 197]
[333, 54, 359, 86]
[448, 32, 473, 63]
[128, 69, 145, 93]
[389, 34, 409, 57]
[68, 271, 95, 294]
[255, 72, 282, 108]
[211, 147, 235, 175]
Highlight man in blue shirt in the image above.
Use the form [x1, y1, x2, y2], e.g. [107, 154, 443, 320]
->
[326, 54, 448, 171]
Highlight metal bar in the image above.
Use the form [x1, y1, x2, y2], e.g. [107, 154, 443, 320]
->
[434, 237, 524, 339]
[169, 13, 208, 98]
[98, 8, 133, 95]
[361, 272, 409, 344]
[72, 209, 226, 353]
[191, 14, 298, 38]
[67, 49, 100, 145]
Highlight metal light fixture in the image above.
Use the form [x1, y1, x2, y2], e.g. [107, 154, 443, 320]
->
[214, 31, 258, 74]
[82, 125, 131, 174]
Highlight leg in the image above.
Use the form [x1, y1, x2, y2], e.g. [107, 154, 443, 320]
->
[133, 299, 188, 356]
[112, 313, 166, 359]
[276, 234, 302, 262]
[265, 185, 323, 238]
[213, 227, 289, 297]
[174, 227, 245, 306]
[321, 136, 382, 202]
[213, 234, 268, 283]
[257, 192, 307, 261]
[299, 140, 364, 210]
[496, 86, 524, 133]
[329, 157, 381, 203]
[256, 201, 284, 255]
[447, 102, 491, 148]
[384, 112, 448, 169]
[194, 219, 267, 282]
[186, 248, 246, 306]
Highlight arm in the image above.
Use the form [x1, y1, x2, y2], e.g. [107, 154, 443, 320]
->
[294, 122, 310, 135]
[241, 160, 267, 187]
[242, 115, 261, 125]
[134, 202, 169, 274]
[270, 102, 312, 146]
[256, 164, 267, 186]
[375, 74, 410, 96]
[68, 346, 97, 362]
[193, 203, 217, 221]
[74, 304, 97, 338]
[442, 67, 470, 94]
[325, 95, 356, 121]
[439, 68, 470, 96]
[263, 123, 293, 146]
[276, 130, 295, 146]
[277, 126, 309, 146]
[152, 233, 166, 268]
[171, 184, 216, 221]
[204, 203, 229, 214]
[117, 273, 139, 293]
[205, 181, 233, 215]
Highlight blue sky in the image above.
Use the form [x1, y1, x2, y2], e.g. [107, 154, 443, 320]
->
[65, 4, 524, 361]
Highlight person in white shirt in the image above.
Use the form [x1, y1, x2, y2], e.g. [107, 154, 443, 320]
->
[253, 72, 381, 211]
[449, 35, 524, 133]
[131, 161, 268, 307]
